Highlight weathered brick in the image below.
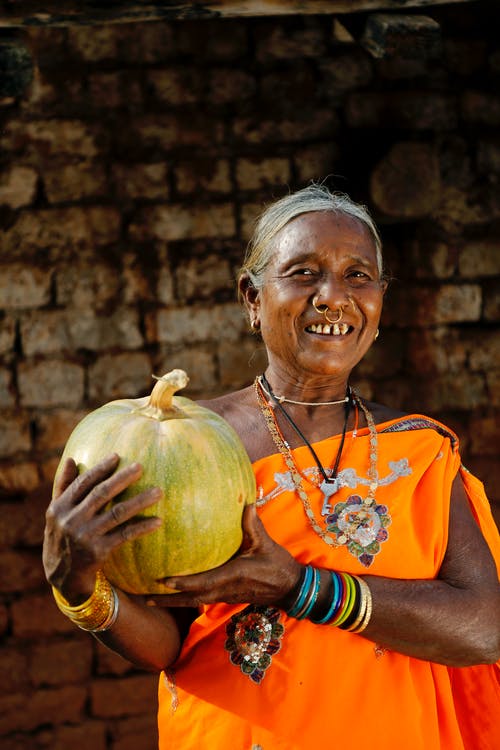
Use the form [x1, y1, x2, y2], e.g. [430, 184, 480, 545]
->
[464, 456, 500, 505]
[34, 409, 86, 452]
[0, 265, 52, 309]
[0, 550, 45, 593]
[11, 592, 74, 638]
[260, 65, 316, 106]
[208, 68, 256, 103]
[2, 207, 121, 260]
[31, 638, 93, 686]
[0, 367, 15, 407]
[477, 139, 500, 175]
[32, 721, 107, 750]
[240, 200, 266, 241]
[88, 352, 152, 403]
[122, 251, 173, 305]
[0, 166, 38, 209]
[0, 314, 16, 354]
[218, 338, 267, 389]
[361, 13, 441, 61]
[255, 24, 327, 61]
[118, 22, 176, 64]
[233, 110, 338, 144]
[0, 412, 32, 458]
[484, 281, 500, 321]
[0, 647, 30, 694]
[421, 373, 487, 411]
[18, 360, 85, 407]
[40, 456, 60, 485]
[486, 369, 500, 407]
[383, 284, 482, 326]
[112, 162, 168, 200]
[0, 685, 87, 734]
[146, 67, 201, 105]
[89, 71, 142, 109]
[0, 461, 40, 495]
[44, 162, 108, 203]
[0, 484, 50, 546]
[469, 415, 500, 456]
[176, 254, 233, 302]
[346, 92, 458, 130]
[90, 674, 158, 718]
[318, 52, 372, 94]
[0, 603, 8, 636]
[458, 241, 500, 277]
[433, 185, 500, 233]
[468, 330, 500, 371]
[409, 241, 456, 279]
[370, 142, 441, 218]
[155, 303, 245, 346]
[1, 119, 99, 159]
[175, 159, 232, 195]
[55, 262, 120, 309]
[157, 347, 217, 394]
[236, 157, 292, 191]
[133, 114, 224, 151]
[406, 327, 466, 375]
[176, 20, 247, 60]
[129, 203, 235, 242]
[109, 714, 158, 750]
[444, 39, 487, 76]
[293, 142, 340, 184]
[67, 24, 119, 61]
[20, 307, 144, 354]
[462, 90, 500, 125]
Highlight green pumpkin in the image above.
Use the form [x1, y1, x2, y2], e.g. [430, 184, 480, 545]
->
[54, 369, 256, 594]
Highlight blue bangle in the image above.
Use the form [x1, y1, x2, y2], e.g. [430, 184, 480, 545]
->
[296, 568, 321, 620]
[287, 565, 313, 618]
[310, 571, 341, 624]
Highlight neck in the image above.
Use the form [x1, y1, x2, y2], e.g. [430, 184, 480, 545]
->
[261, 369, 350, 407]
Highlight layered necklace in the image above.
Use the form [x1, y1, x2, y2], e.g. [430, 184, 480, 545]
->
[254, 375, 390, 566]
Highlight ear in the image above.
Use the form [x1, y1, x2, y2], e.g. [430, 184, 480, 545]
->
[238, 273, 261, 320]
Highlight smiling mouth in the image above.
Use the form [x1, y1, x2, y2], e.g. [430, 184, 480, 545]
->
[305, 323, 352, 336]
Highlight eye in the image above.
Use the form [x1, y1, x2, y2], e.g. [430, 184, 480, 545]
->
[346, 269, 373, 282]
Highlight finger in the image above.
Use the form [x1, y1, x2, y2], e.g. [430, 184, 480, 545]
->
[60, 454, 123, 508]
[52, 458, 78, 500]
[240, 503, 267, 553]
[97, 486, 163, 534]
[105, 513, 163, 551]
[76, 460, 143, 516]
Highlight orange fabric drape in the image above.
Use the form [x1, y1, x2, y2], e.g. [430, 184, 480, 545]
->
[158, 416, 500, 750]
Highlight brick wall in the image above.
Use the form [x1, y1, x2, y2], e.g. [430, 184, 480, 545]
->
[1, 4, 499, 747]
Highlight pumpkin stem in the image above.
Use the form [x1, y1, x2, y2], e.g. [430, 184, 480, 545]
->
[136, 369, 189, 420]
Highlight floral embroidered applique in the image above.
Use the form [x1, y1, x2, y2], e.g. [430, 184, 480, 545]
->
[325, 494, 392, 567]
[225, 605, 284, 684]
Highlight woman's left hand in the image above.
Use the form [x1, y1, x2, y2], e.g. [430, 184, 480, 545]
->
[148, 504, 302, 609]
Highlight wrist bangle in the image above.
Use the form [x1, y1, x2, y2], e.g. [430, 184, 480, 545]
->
[349, 578, 373, 634]
[52, 571, 119, 632]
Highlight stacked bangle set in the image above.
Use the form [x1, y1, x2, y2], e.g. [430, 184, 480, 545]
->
[287, 565, 372, 633]
[52, 570, 119, 632]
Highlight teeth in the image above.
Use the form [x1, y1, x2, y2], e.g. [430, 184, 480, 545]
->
[340, 323, 348, 334]
[333, 323, 340, 335]
[323, 324, 331, 335]
[307, 323, 350, 335]
[316, 324, 323, 334]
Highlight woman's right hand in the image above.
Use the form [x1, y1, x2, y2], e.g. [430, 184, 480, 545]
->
[42, 454, 163, 604]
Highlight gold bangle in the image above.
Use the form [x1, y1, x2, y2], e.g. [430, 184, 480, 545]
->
[345, 576, 369, 632]
[52, 571, 119, 632]
[350, 579, 373, 634]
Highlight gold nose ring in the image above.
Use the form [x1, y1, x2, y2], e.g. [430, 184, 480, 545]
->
[312, 295, 343, 324]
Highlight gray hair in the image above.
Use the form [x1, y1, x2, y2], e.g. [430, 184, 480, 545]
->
[239, 184, 383, 290]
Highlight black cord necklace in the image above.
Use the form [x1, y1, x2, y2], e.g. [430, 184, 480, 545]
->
[259, 374, 351, 486]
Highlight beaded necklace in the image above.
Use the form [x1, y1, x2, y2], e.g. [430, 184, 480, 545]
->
[254, 377, 380, 550]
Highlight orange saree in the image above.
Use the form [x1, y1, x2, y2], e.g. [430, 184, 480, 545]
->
[158, 415, 500, 749]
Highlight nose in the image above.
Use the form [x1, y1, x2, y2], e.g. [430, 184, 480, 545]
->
[312, 276, 351, 313]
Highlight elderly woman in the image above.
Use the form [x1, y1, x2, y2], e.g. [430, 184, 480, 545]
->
[43, 185, 500, 750]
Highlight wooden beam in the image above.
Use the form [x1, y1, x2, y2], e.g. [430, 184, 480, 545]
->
[0, 1, 477, 28]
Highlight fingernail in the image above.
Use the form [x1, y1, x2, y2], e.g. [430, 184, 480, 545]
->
[146, 599, 157, 607]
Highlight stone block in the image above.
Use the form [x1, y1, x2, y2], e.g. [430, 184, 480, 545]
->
[469, 415, 500, 457]
[458, 241, 500, 278]
[155, 303, 245, 346]
[11, 593, 74, 638]
[0, 550, 45, 593]
[383, 283, 482, 327]
[444, 39, 487, 76]
[133, 114, 224, 151]
[370, 142, 441, 218]
[409, 241, 456, 280]
[0, 265, 52, 310]
[118, 22, 176, 64]
[0, 368, 15, 407]
[175, 159, 231, 196]
[255, 24, 327, 61]
[1, 119, 99, 159]
[484, 281, 500, 322]
[112, 162, 168, 201]
[32, 721, 107, 750]
[61, 307, 144, 353]
[0, 685, 87, 734]
[293, 142, 340, 184]
[67, 25, 119, 61]
[0, 462, 40, 495]
[208, 68, 256, 103]
[0, 166, 38, 209]
[477, 139, 500, 175]
[0, 647, 29, 694]
[44, 162, 108, 203]
[406, 327, 466, 375]
[235, 157, 291, 191]
[361, 14, 441, 60]
[218, 338, 268, 390]
[233, 110, 339, 145]
[422, 373, 487, 412]
[486, 369, 500, 407]
[346, 92, 457, 130]
[90, 674, 158, 718]
[462, 91, 500, 126]
[468, 330, 500, 371]
[147, 67, 201, 105]
[260, 65, 316, 107]
[0, 412, 31, 458]
[31, 638, 93, 686]
[432, 185, 500, 234]
[18, 360, 84, 408]
[240, 200, 266, 242]
[88, 71, 141, 109]
[318, 52, 372, 94]
[0, 315, 16, 354]
[129, 203, 235, 242]
[88, 352, 152, 403]
[176, 20, 247, 60]
[34, 409, 87, 452]
[157, 347, 217, 395]
[175, 254, 233, 302]
[55, 262, 120, 309]
[0, 485, 50, 547]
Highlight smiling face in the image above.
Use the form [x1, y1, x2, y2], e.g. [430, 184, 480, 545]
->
[243, 210, 386, 390]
